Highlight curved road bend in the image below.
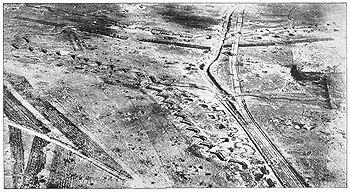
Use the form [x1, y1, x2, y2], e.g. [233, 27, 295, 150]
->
[200, 7, 308, 188]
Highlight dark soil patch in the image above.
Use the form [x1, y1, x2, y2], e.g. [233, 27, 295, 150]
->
[290, 65, 331, 108]
[156, 4, 220, 30]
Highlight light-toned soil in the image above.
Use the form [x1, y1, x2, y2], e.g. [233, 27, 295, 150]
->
[3, 3, 346, 188]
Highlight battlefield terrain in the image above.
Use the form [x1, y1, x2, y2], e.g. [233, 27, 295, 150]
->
[3, 3, 346, 188]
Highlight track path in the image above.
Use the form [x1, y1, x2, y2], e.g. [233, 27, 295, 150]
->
[199, 6, 308, 188]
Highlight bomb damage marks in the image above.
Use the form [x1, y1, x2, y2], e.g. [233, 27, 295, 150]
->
[3, 3, 346, 188]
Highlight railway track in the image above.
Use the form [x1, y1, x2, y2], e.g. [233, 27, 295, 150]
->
[201, 7, 309, 187]
[4, 5, 314, 188]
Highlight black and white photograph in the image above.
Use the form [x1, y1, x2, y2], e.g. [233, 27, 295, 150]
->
[2, 1, 347, 189]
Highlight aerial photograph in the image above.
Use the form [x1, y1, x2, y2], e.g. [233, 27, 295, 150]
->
[2, 3, 346, 188]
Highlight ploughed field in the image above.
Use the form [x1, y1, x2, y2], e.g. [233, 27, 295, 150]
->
[3, 3, 346, 188]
